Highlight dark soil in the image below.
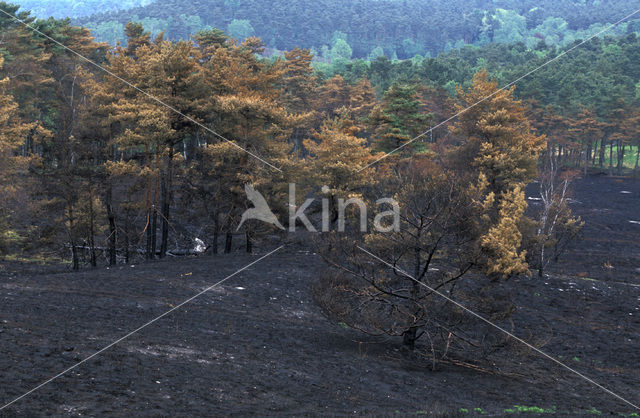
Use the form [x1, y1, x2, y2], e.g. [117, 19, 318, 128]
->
[0, 175, 639, 416]
[543, 174, 640, 283]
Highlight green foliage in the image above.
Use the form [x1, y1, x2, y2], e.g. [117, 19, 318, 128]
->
[370, 83, 431, 151]
[70, 0, 640, 58]
[487, 9, 527, 44]
[18, 0, 150, 18]
[505, 405, 557, 414]
[529, 17, 569, 48]
[326, 32, 640, 124]
[330, 38, 352, 61]
[226, 18, 254, 41]
[368, 46, 384, 61]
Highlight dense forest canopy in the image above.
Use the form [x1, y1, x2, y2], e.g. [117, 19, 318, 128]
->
[59, 0, 640, 58]
[18, 0, 150, 19]
[328, 34, 640, 118]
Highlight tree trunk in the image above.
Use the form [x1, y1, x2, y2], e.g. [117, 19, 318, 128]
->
[634, 145, 640, 178]
[105, 184, 117, 266]
[160, 147, 174, 258]
[151, 156, 160, 258]
[124, 214, 131, 264]
[224, 232, 233, 253]
[583, 143, 589, 176]
[88, 191, 97, 268]
[212, 215, 219, 254]
[402, 243, 422, 350]
[151, 206, 158, 258]
[583, 139, 591, 176]
[71, 244, 79, 271]
[245, 230, 252, 253]
[598, 136, 605, 168]
[105, 183, 117, 266]
[67, 202, 79, 271]
[212, 231, 219, 254]
[70, 231, 79, 270]
[617, 143, 626, 175]
[145, 208, 153, 260]
[609, 141, 614, 175]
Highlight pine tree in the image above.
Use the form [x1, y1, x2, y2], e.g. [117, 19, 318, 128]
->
[304, 112, 378, 224]
[0, 56, 32, 253]
[567, 107, 602, 175]
[281, 47, 317, 113]
[451, 70, 545, 278]
[315, 75, 351, 119]
[279, 47, 318, 154]
[369, 83, 431, 152]
[0, 4, 54, 156]
[451, 70, 545, 194]
[480, 186, 529, 277]
[25, 21, 110, 269]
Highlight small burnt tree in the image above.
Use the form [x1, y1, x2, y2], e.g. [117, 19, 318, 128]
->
[316, 158, 507, 358]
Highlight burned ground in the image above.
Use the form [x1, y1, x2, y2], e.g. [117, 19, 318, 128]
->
[0, 175, 639, 416]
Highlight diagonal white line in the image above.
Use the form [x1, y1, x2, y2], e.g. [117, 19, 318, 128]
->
[0, 245, 285, 411]
[355, 245, 640, 411]
[358, 6, 640, 172]
[0, 7, 283, 172]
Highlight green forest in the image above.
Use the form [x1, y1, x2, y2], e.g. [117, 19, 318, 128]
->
[68, 0, 640, 58]
[18, 0, 150, 19]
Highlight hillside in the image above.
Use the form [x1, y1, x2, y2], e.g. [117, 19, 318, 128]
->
[71, 0, 640, 58]
[17, 0, 150, 19]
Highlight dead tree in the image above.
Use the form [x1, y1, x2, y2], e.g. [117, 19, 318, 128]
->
[529, 150, 583, 277]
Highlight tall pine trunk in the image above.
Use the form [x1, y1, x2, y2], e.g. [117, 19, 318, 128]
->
[583, 138, 592, 176]
[124, 214, 131, 264]
[609, 141, 614, 175]
[245, 230, 252, 253]
[151, 206, 158, 257]
[88, 188, 97, 268]
[224, 232, 233, 253]
[160, 147, 174, 258]
[598, 135, 606, 168]
[68, 203, 79, 271]
[145, 149, 154, 260]
[146, 208, 153, 260]
[105, 183, 117, 266]
[212, 214, 219, 254]
[617, 143, 626, 175]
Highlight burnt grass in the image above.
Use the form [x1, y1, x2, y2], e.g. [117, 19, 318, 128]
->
[0, 175, 639, 416]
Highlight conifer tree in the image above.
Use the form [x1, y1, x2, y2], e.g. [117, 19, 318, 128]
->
[369, 83, 431, 152]
[0, 56, 31, 253]
[280, 47, 319, 153]
[567, 107, 602, 175]
[304, 112, 379, 223]
[451, 70, 545, 278]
